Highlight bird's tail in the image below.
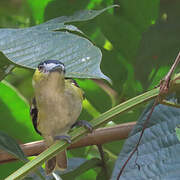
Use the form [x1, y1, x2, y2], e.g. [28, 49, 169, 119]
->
[45, 150, 67, 174]
[56, 150, 67, 170]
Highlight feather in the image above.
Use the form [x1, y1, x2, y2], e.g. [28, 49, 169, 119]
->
[30, 98, 41, 135]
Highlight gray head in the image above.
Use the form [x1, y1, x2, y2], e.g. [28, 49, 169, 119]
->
[37, 60, 65, 74]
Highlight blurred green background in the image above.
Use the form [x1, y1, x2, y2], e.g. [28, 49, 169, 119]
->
[1, 0, 180, 179]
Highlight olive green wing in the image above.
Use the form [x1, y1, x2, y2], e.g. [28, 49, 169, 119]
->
[65, 78, 85, 100]
[30, 97, 41, 135]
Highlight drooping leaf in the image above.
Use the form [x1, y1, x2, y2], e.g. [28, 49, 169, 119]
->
[0, 131, 27, 162]
[0, 81, 40, 142]
[112, 98, 180, 179]
[0, 6, 118, 82]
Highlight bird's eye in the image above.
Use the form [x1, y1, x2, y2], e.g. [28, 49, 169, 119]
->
[38, 65, 44, 71]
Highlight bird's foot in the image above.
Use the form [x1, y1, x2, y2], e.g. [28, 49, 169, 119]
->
[54, 135, 71, 144]
[71, 120, 93, 133]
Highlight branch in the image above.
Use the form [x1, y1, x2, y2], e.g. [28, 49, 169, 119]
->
[0, 122, 135, 164]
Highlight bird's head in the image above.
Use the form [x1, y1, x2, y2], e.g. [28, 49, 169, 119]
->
[33, 60, 65, 86]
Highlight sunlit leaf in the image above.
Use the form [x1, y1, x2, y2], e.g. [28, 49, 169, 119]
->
[27, 0, 53, 23]
[0, 81, 40, 142]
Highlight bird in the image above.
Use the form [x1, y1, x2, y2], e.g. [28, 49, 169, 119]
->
[30, 60, 90, 174]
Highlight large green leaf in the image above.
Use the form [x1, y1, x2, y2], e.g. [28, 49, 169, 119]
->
[0, 6, 118, 82]
[112, 98, 180, 179]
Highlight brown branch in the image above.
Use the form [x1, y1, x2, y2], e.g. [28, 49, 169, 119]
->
[0, 122, 135, 164]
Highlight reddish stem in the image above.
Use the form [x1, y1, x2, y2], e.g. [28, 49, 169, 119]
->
[117, 99, 158, 180]
[117, 51, 180, 180]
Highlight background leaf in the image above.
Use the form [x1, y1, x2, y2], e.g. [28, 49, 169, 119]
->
[112, 98, 180, 179]
[1, 0, 179, 179]
[135, 0, 180, 90]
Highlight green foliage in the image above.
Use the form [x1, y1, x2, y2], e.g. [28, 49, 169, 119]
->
[27, 0, 53, 23]
[1, 0, 180, 180]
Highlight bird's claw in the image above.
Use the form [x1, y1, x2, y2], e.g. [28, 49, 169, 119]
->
[54, 135, 72, 144]
[71, 120, 93, 133]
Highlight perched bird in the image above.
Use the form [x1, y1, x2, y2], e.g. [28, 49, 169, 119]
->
[30, 60, 87, 174]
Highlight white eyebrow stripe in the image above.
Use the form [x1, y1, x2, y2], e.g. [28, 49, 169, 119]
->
[46, 63, 57, 69]
[45, 63, 65, 71]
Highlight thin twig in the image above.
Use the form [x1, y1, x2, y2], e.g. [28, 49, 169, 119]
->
[97, 144, 108, 179]
[117, 100, 158, 179]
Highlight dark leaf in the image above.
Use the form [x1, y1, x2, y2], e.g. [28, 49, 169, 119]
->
[0, 131, 27, 162]
[112, 98, 180, 179]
